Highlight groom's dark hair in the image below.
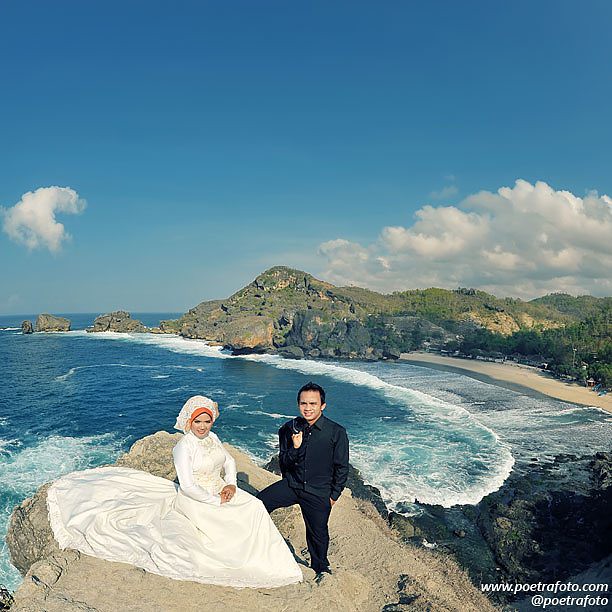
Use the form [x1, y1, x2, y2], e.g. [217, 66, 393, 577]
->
[297, 382, 326, 404]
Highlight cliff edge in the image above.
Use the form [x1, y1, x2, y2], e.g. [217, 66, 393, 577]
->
[7, 431, 495, 612]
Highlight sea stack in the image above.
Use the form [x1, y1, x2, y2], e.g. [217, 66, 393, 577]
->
[35, 314, 71, 332]
[88, 311, 147, 333]
[21, 320, 33, 334]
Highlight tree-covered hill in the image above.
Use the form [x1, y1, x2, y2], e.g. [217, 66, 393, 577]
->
[530, 293, 612, 320]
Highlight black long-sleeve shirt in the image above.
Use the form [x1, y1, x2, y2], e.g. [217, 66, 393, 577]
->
[278, 414, 349, 501]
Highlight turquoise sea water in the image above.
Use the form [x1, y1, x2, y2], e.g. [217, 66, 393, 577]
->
[1, 314, 610, 591]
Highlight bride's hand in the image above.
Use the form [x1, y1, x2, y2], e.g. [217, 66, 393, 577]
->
[220, 485, 236, 504]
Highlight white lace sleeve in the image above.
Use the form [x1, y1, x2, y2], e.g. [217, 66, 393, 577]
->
[172, 442, 221, 506]
[222, 447, 237, 486]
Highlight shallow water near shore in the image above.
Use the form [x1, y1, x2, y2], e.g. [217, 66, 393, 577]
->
[1, 314, 611, 591]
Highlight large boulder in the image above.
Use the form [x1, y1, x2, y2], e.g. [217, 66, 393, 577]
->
[7, 432, 494, 612]
[21, 320, 33, 334]
[6, 483, 59, 575]
[35, 314, 70, 332]
[277, 346, 305, 360]
[87, 311, 147, 333]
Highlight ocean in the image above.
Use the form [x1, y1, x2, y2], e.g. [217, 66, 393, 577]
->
[1, 313, 611, 591]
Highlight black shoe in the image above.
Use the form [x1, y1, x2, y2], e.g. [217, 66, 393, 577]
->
[314, 569, 332, 584]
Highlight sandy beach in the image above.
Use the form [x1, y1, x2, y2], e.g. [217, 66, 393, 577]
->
[401, 352, 612, 414]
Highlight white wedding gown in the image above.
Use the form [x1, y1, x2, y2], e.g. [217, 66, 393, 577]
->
[47, 436, 303, 588]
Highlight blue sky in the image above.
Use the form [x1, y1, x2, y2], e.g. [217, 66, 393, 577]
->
[1, 1, 611, 313]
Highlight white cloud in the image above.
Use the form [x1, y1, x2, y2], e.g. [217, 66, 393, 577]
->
[317, 179, 612, 298]
[1, 186, 86, 252]
[429, 184, 459, 200]
[317, 239, 384, 287]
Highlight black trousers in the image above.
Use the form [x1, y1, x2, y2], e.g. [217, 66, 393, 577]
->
[257, 479, 332, 573]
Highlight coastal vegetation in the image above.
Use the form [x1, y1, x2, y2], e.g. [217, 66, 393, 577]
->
[454, 303, 612, 386]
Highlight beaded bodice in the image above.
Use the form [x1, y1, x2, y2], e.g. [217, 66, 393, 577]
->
[192, 435, 227, 493]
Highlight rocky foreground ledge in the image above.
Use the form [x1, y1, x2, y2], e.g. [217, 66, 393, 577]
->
[6, 432, 493, 612]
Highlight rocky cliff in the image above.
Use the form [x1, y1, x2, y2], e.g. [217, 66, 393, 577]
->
[35, 314, 70, 332]
[6, 431, 494, 612]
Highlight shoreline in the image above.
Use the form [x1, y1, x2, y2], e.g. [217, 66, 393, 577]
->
[401, 352, 612, 414]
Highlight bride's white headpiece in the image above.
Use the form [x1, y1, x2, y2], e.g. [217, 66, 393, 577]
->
[174, 395, 219, 433]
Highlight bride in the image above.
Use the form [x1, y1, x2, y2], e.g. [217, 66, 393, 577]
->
[47, 395, 303, 588]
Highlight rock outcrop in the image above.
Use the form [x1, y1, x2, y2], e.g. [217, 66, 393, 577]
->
[7, 431, 494, 612]
[87, 311, 148, 333]
[475, 452, 612, 587]
[35, 314, 70, 332]
[21, 320, 33, 334]
[389, 452, 612, 602]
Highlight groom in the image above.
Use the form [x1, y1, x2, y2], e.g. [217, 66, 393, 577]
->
[258, 382, 349, 579]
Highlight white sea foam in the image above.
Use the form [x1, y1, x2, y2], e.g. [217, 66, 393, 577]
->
[0, 432, 123, 591]
[0, 327, 20, 331]
[56, 366, 77, 381]
[260, 432, 279, 450]
[72, 330, 232, 359]
[166, 386, 190, 393]
[0, 438, 20, 455]
[351, 437, 515, 509]
[246, 411, 293, 420]
[55, 363, 159, 381]
[0, 433, 123, 493]
[152, 375, 170, 379]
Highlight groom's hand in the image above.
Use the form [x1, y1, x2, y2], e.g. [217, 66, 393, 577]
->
[292, 432, 303, 448]
[330, 498, 336, 507]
